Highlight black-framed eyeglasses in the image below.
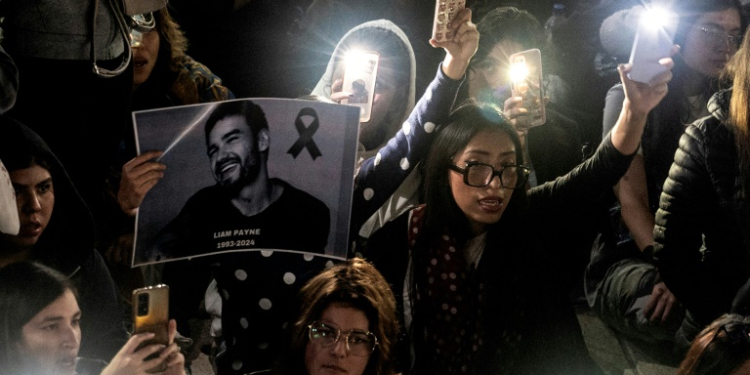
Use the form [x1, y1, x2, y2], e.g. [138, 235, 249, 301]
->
[700, 27, 742, 49]
[449, 161, 530, 189]
[709, 322, 750, 345]
[307, 321, 378, 357]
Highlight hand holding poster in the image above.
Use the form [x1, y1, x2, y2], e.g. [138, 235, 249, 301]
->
[131, 98, 360, 266]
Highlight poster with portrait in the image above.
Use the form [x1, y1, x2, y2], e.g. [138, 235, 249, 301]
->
[131, 98, 360, 266]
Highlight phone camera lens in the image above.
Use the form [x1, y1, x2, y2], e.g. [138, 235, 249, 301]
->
[137, 294, 149, 316]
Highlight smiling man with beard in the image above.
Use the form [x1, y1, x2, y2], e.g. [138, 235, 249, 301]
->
[146, 100, 330, 262]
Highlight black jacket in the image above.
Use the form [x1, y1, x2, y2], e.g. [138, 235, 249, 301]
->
[0, 117, 127, 361]
[653, 89, 750, 326]
[366, 133, 633, 375]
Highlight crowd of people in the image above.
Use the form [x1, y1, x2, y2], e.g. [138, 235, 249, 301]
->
[3, 0, 750, 374]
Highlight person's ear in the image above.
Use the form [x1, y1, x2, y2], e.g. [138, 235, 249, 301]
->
[258, 129, 270, 153]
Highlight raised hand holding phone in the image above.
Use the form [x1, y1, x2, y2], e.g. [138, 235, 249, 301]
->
[610, 46, 677, 155]
[132, 284, 170, 373]
[504, 49, 546, 134]
[432, 0, 467, 43]
[429, 7, 478, 80]
[100, 319, 185, 375]
[628, 6, 678, 84]
[339, 51, 380, 122]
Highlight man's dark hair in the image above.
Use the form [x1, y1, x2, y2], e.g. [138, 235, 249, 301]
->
[204, 100, 269, 145]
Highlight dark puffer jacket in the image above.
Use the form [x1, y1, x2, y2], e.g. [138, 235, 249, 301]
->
[653, 89, 750, 327]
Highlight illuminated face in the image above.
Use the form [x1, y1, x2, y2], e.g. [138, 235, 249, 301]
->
[332, 57, 405, 150]
[5, 165, 55, 249]
[207, 115, 266, 189]
[449, 130, 517, 235]
[304, 303, 372, 375]
[468, 40, 524, 104]
[20, 290, 81, 375]
[681, 7, 742, 78]
[133, 28, 160, 89]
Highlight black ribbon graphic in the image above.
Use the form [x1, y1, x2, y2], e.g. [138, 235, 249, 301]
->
[288, 107, 322, 160]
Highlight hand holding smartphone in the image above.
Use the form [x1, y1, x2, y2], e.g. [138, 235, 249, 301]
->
[509, 48, 546, 128]
[132, 284, 170, 373]
[628, 7, 677, 83]
[340, 51, 380, 122]
[432, 0, 467, 42]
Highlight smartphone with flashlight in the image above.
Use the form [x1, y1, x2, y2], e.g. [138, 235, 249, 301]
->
[432, 0, 466, 42]
[628, 7, 677, 83]
[133, 284, 170, 373]
[341, 51, 379, 122]
[509, 48, 546, 128]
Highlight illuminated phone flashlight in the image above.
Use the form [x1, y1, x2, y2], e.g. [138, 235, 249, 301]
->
[345, 50, 378, 78]
[509, 56, 529, 85]
[639, 5, 674, 31]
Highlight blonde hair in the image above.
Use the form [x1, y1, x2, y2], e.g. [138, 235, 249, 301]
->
[727, 26, 750, 192]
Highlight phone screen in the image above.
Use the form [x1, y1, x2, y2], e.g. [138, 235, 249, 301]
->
[340, 51, 379, 122]
[509, 49, 546, 128]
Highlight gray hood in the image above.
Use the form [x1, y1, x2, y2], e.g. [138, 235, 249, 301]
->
[311, 19, 417, 158]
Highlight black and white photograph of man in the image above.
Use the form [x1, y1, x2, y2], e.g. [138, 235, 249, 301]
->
[132, 98, 359, 265]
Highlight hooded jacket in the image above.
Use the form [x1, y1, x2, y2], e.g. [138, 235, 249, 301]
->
[0, 117, 127, 361]
[312, 19, 416, 160]
[311, 19, 421, 240]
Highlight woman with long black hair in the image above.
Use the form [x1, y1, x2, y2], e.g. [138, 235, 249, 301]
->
[364, 53, 675, 374]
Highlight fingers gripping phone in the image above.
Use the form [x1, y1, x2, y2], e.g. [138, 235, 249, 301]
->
[432, 0, 466, 42]
[340, 51, 379, 122]
[628, 7, 677, 83]
[509, 48, 546, 127]
[133, 284, 169, 373]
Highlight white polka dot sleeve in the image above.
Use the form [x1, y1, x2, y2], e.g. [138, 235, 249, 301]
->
[351, 64, 465, 230]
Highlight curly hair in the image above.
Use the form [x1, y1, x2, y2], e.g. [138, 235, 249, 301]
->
[154, 7, 189, 75]
[280, 258, 399, 375]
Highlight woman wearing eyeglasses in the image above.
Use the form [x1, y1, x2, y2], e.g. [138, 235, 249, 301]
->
[362, 52, 675, 373]
[587, 0, 746, 352]
[274, 258, 398, 375]
[676, 314, 750, 375]
[654, 23, 750, 354]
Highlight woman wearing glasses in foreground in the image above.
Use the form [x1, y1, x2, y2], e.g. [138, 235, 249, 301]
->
[274, 258, 398, 375]
[363, 52, 676, 373]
